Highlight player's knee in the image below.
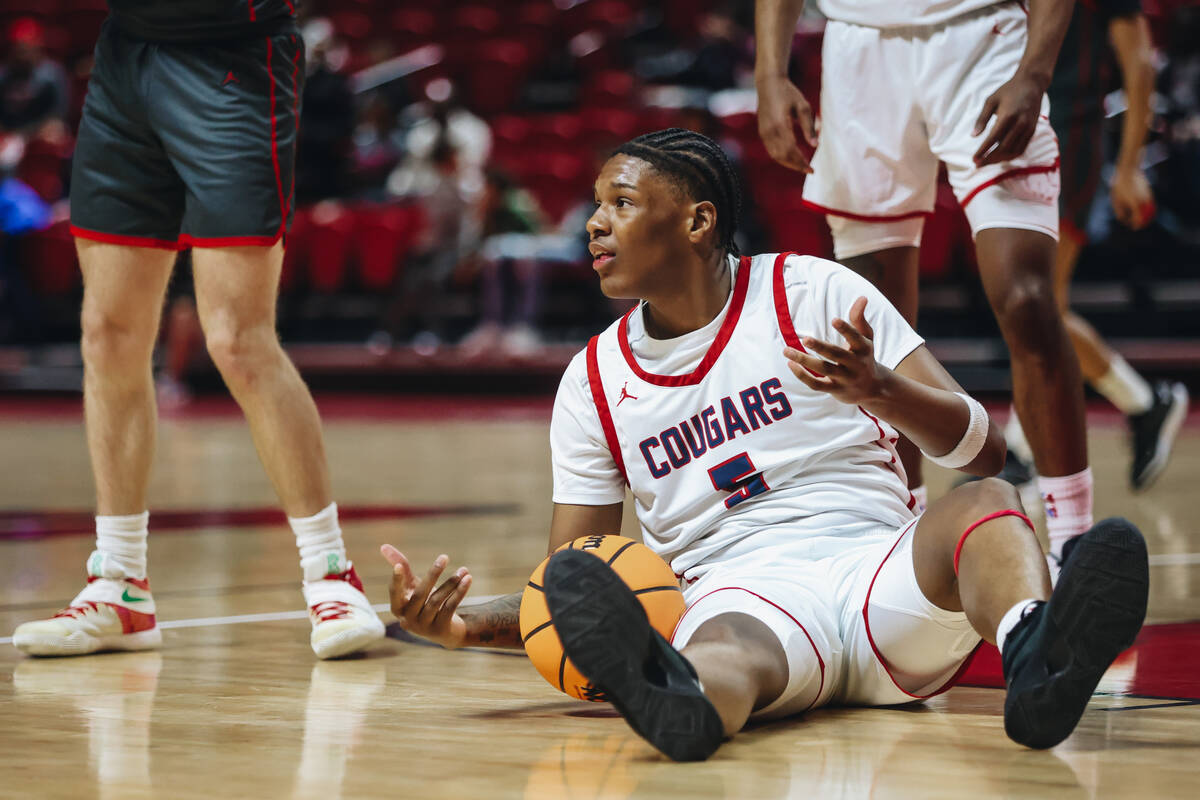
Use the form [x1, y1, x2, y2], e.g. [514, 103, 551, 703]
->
[204, 323, 277, 389]
[992, 279, 1059, 352]
[956, 477, 1022, 515]
[80, 308, 154, 374]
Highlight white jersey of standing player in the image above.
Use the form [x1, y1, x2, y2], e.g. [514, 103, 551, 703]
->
[551, 253, 925, 584]
[815, 0, 1006, 28]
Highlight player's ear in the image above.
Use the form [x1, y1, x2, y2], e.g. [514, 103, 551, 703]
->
[687, 200, 717, 246]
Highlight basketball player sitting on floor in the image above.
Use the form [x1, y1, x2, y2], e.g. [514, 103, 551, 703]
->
[378, 130, 1149, 762]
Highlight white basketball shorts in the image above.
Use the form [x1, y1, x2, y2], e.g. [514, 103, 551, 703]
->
[670, 517, 981, 719]
[802, 2, 1061, 259]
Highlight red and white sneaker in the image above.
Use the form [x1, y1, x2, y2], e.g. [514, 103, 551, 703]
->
[303, 553, 384, 660]
[12, 559, 161, 657]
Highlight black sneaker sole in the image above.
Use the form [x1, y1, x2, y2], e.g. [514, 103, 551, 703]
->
[544, 549, 725, 762]
[1004, 517, 1149, 749]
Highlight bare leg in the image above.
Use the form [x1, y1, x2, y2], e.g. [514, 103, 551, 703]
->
[841, 247, 923, 489]
[911, 478, 1050, 640]
[191, 242, 330, 516]
[681, 613, 790, 735]
[1050, 234, 1123, 384]
[976, 228, 1088, 478]
[78, 240, 177, 515]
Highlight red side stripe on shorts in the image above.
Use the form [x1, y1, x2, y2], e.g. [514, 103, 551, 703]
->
[953, 509, 1035, 575]
[265, 37, 286, 239]
[863, 518, 973, 700]
[287, 36, 301, 222]
[69, 225, 183, 251]
[959, 159, 1060, 208]
[672, 586, 826, 713]
[586, 335, 629, 486]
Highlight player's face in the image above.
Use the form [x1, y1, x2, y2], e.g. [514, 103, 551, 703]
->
[586, 155, 693, 300]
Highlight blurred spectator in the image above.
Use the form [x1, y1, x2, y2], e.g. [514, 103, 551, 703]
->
[391, 78, 492, 204]
[459, 169, 562, 355]
[0, 172, 50, 343]
[351, 93, 405, 199]
[0, 18, 69, 137]
[295, 18, 355, 204]
[374, 136, 466, 352]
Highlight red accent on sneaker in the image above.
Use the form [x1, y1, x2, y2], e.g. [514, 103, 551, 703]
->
[127, 577, 151, 591]
[324, 565, 365, 593]
[311, 601, 351, 622]
[111, 604, 158, 633]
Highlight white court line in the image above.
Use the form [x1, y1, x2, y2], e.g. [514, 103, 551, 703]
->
[0, 595, 503, 645]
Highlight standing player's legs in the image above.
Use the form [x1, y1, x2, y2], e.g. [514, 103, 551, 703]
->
[191, 242, 330, 517]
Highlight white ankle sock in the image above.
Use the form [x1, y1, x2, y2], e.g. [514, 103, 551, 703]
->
[1093, 356, 1154, 416]
[92, 512, 150, 579]
[1038, 468, 1094, 558]
[996, 598, 1041, 653]
[1004, 406, 1034, 465]
[911, 485, 928, 514]
[289, 502, 347, 581]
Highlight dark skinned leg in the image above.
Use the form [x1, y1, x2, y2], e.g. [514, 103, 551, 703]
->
[841, 247, 924, 490]
[975, 228, 1088, 478]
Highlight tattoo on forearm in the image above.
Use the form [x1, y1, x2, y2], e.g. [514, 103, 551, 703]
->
[463, 592, 524, 649]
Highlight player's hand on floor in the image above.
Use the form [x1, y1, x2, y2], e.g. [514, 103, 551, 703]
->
[1111, 167, 1155, 230]
[380, 544, 472, 650]
[972, 72, 1043, 166]
[757, 76, 818, 173]
[784, 296, 884, 405]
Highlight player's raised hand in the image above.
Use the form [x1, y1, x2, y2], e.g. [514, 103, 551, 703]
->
[380, 544, 472, 650]
[757, 76, 818, 173]
[784, 296, 884, 405]
[972, 72, 1043, 166]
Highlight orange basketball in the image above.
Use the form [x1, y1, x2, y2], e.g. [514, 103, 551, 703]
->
[520, 534, 685, 702]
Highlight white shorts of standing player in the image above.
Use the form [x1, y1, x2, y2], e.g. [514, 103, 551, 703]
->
[802, 2, 1061, 259]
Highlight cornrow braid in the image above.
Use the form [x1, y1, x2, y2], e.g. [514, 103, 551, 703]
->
[613, 128, 743, 256]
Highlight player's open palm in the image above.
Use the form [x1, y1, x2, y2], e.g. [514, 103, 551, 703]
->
[380, 544, 472, 649]
[784, 296, 884, 405]
[757, 76, 818, 173]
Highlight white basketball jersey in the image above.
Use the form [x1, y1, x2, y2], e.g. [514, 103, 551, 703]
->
[550, 253, 923, 581]
[815, 0, 1007, 28]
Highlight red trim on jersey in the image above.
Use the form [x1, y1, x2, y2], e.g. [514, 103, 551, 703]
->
[800, 199, 932, 223]
[287, 35, 301, 223]
[773, 251, 909, 501]
[953, 509, 1035, 575]
[248, 1, 256, 21]
[672, 586, 825, 713]
[586, 335, 629, 486]
[265, 37, 287, 240]
[617, 256, 751, 387]
[862, 519, 976, 700]
[958, 160, 1061, 208]
[70, 225, 184, 251]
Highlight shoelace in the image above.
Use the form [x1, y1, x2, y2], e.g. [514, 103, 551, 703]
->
[54, 601, 102, 619]
[311, 600, 352, 623]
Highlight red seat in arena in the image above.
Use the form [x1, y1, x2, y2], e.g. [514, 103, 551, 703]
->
[306, 204, 355, 293]
[464, 39, 534, 116]
[281, 206, 314, 293]
[759, 185, 833, 259]
[19, 220, 79, 296]
[352, 204, 423, 291]
[579, 107, 640, 149]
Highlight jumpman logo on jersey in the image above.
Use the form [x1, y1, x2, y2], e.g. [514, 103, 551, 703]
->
[222, 70, 240, 86]
[617, 382, 638, 407]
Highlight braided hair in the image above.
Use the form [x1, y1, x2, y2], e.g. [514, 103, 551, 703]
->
[613, 128, 742, 256]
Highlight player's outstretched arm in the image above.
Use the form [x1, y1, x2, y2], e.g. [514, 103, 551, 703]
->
[1108, 12, 1156, 229]
[754, 0, 818, 172]
[784, 296, 1005, 475]
[379, 502, 623, 650]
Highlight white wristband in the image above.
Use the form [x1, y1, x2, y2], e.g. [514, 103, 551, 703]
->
[924, 392, 989, 469]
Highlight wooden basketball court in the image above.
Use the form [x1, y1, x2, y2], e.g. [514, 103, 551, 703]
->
[2, 396, 1198, 798]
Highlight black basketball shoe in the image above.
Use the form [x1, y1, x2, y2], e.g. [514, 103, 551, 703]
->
[544, 549, 724, 762]
[1128, 380, 1189, 492]
[957, 447, 1035, 489]
[1001, 517, 1149, 749]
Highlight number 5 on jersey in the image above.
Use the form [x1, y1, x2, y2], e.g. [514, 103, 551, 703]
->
[708, 452, 770, 509]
